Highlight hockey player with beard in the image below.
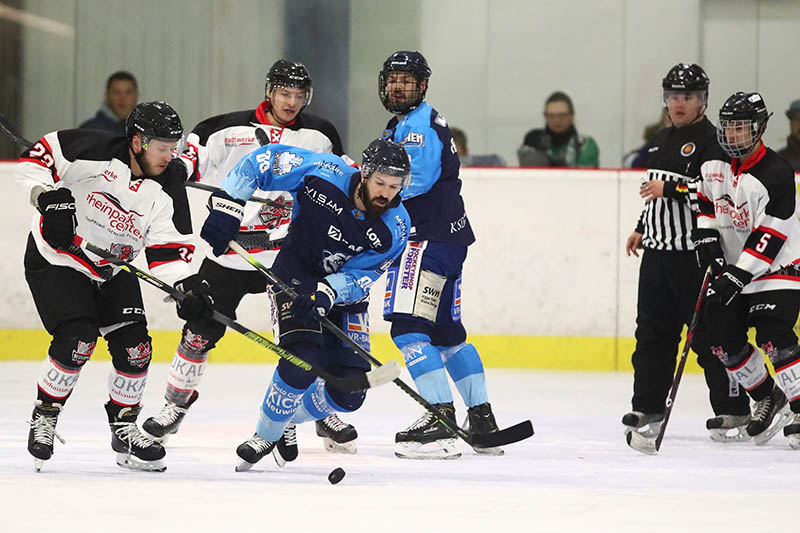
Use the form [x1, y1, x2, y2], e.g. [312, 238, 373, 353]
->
[142, 60, 360, 458]
[198, 139, 411, 470]
[378, 51, 502, 459]
[19, 101, 215, 472]
[690, 92, 800, 448]
[622, 64, 751, 441]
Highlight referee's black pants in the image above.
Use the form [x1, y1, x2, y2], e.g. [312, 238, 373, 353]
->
[630, 249, 750, 416]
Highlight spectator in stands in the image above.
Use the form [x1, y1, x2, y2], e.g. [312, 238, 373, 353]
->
[452, 127, 506, 167]
[518, 91, 599, 167]
[623, 108, 672, 168]
[777, 99, 800, 171]
[79, 71, 139, 134]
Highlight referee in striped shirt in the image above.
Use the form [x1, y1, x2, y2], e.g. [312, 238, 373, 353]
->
[622, 64, 750, 441]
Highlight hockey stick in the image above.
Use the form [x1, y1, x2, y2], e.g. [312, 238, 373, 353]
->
[73, 237, 400, 392]
[627, 266, 713, 455]
[228, 240, 534, 449]
[0, 112, 33, 149]
[185, 181, 290, 209]
[0, 112, 289, 210]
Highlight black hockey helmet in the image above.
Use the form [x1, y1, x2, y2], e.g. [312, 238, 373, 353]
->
[717, 91, 772, 158]
[662, 63, 709, 92]
[379, 51, 431, 115]
[361, 138, 412, 191]
[125, 101, 183, 143]
[265, 59, 313, 108]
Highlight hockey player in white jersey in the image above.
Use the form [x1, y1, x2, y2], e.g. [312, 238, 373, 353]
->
[19, 101, 215, 472]
[690, 92, 800, 448]
[142, 60, 359, 459]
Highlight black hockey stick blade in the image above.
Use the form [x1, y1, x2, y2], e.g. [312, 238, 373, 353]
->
[0, 112, 34, 149]
[626, 430, 659, 455]
[77, 238, 397, 392]
[228, 241, 536, 449]
[185, 181, 290, 209]
[471, 420, 535, 448]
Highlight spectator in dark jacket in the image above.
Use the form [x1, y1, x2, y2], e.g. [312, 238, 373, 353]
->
[79, 71, 139, 134]
[776, 99, 800, 171]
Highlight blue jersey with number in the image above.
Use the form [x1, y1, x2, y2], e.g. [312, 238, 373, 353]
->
[222, 144, 410, 309]
[384, 101, 475, 246]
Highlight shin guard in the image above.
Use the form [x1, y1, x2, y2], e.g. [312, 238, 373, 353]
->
[394, 332, 453, 404]
[256, 369, 306, 442]
[439, 342, 488, 408]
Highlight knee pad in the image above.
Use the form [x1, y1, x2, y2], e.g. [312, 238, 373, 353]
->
[106, 322, 153, 373]
[49, 320, 99, 368]
[430, 322, 467, 347]
[275, 342, 324, 390]
[756, 327, 799, 364]
[324, 368, 367, 412]
[180, 322, 224, 355]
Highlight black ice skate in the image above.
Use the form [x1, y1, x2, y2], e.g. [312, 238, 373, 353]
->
[783, 413, 800, 450]
[315, 414, 358, 454]
[142, 390, 199, 443]
[747, 385, 792, 445]
[621, 411, 664, 438]
[463, 402, 504, 456]
[27, 400, 65, 472]
[235, 433, 277, 472]
[105, 402, 166, 472]
[395, 402, 460, 460]
[272, 423, 298, 468]
[706, 413, 751, 442]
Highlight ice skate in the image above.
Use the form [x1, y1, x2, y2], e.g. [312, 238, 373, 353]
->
[782, 412, 800, 450]
[463, 402, 504, 456]
[272, 423, 298, 468]
[621, 411, 664, 438]
[395, 402, 460, 460]
[315, 414, 357, 454]
[706, 413, 751, 442]
[747, 385, 792, 445]
[235, 433, 276, 472]
[142, 390, 199, 443]
[27, 401, 65, 472]
[106, 403, 166, 472]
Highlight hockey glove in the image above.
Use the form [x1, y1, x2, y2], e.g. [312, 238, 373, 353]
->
[290, 281, 336, 328]
[174, 275, 215, 323]
[200, 191, 245, 256]
[706, 265, 752, 307]
[37, 188, 77, 249]
[691, 228, 726, 275]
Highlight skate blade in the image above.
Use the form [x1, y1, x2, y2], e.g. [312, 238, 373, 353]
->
[626, 430, 658, 455]
[33, 458, 44, 472]
[787, 434, 800, 450]
[753, 406, 793, 446]
[115, 453, 166, 472]
[235, 460, 256, 472]
[394, 439, 461, 460]
[272, 449, 286, 468]
[322, 437, 357, 455]
[708, 427, 751, 442]
[622, 422, 661, 439]
[473, 445, 504, 456]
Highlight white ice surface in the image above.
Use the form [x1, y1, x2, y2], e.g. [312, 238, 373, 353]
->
[1, 362, 798, 533]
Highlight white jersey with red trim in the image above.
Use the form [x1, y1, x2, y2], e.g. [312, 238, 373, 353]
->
[185, 102, 349, 271]
[692, 144, 800, 293]
[17, 129, 195, 285]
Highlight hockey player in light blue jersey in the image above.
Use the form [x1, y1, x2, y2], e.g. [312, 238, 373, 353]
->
[199, 139, 411, 470]
[379, 50, 503, 459]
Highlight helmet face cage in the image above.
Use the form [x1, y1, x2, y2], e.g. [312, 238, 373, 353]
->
[379, 51, 431, 115]
[716, 92, 771, 159]
[265, 60, 313, 108]
[126, 101, 184, 153]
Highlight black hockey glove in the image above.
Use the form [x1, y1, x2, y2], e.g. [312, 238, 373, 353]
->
[706, 265, 752, 307]
[290, 281, 336, 328]
[37, 188, 77, 249]
[200, 191, 245, 256]
[691, 228, 726, 275]
[174, 275, 215, 323]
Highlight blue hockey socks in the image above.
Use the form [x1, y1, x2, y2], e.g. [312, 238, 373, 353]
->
[439, 342, 488, 407]
[393, 332, 453, 404]
[256, 368, 306, 442]
[291, 378, 352, 424]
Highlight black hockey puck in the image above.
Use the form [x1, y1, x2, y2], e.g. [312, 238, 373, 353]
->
[328, 467, 346, 485]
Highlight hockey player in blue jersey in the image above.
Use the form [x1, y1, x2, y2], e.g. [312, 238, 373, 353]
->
[379, 50, 503, 459]
[199, 139, 411, 469]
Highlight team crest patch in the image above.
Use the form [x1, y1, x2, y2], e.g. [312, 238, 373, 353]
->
[258, 196, 292, 229]
[126, 342, 152, 368]
[680, 142, 696, 157]
[110, 243, 134, 260]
